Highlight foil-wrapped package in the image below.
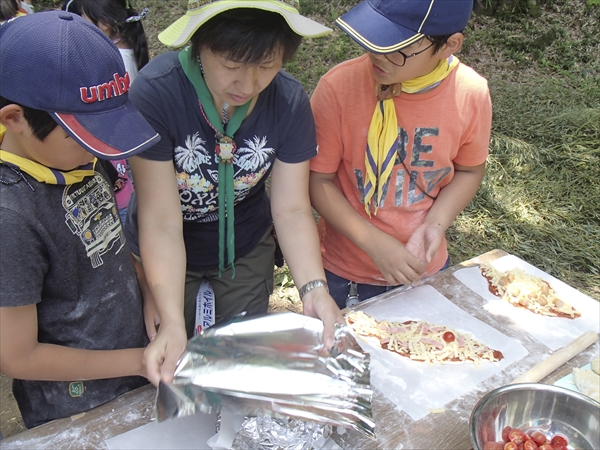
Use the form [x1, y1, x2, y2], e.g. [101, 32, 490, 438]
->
[232, 413, 332, 450]
[155, 312, 374, 439]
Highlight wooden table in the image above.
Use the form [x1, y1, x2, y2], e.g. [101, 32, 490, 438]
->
[2, 250, 598, 449]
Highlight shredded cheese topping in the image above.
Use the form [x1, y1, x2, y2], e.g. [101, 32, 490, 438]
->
[480, 264, 580, 318]
[346, 311, 503, 367]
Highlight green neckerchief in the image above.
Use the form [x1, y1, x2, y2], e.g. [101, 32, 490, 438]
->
[0, 150, 96, 185]
[179, 47, 252, 277]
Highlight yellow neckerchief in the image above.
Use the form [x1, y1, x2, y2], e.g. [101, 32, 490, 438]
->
[364, 55, 460, 216]
[0, 128, 96, 185]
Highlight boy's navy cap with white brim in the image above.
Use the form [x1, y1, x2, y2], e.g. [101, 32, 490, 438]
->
[159, 0, 332, 48]
[0, 11, 160, 160]
[336, 0, 473, 53]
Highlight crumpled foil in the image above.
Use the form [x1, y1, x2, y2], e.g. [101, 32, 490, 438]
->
[155, 312, 374, 439]
[232, 413, 332, 450]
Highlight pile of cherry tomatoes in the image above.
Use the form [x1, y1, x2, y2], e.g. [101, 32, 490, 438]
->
[483, 426, 570, 450]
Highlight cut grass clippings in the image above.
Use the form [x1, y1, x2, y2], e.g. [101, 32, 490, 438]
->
[448, 74, 600, 299]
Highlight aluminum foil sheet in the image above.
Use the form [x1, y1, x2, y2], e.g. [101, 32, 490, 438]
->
[155, 312, 374, 439]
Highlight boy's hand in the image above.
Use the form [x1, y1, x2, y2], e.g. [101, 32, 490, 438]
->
[142, 292, 160, 341]
[301, 289, 344, 350]
[143, 321, 187, 386]
[405, 222, 444, 266]
[133, 257, 161, 341]
[367, 232, 426, 285]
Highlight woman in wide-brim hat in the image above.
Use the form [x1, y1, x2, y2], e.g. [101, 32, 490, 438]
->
[124, 0, 343, 385]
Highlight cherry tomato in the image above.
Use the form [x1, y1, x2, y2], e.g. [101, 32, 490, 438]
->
[484, 441, 506, 450]
[552, 445, 567, 450]
[538, 445, 554, 450]
[509, 429, 526, 445]
[504, 443, 519, 450]
[530, 431, 548, 445]
[443, 331, 455, 342]
[523, 440, 539, 450]
[523, 433, 532, 442]
[502, 426, 513, 442]
[550, 436, 568, 447]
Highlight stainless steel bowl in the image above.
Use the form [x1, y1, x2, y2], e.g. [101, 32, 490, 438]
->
[470, 383, 600, 450]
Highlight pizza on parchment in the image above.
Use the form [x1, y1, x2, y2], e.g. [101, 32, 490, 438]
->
[346, 311, 504, 367]
[479, 263, 581, 319]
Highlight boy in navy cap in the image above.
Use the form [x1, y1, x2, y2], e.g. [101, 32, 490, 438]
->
[309, 0, 492, 307]
[0, 10, 159, 428]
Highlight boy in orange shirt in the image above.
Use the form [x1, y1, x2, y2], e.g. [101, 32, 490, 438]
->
[309, 0, 492, 307]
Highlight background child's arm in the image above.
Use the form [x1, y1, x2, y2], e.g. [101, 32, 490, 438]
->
[309, 171, 426, 286]
[406, 162, 486, 264]
[0, 305, 146, 381]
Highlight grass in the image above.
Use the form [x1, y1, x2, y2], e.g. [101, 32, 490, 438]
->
[34, 0, 600, 300]
[450, 0, 600, 299]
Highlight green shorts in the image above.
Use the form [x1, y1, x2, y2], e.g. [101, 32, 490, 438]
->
[183, 228, 275, 337]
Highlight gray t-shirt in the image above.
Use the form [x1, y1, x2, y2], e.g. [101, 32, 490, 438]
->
[0, 162, 148, 429]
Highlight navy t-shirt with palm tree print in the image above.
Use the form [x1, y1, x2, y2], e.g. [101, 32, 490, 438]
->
[125, 51, 317, 270]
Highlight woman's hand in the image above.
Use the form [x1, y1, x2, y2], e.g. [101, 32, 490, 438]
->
[142, 320, 188, 386]
[301, 288, 344, 350]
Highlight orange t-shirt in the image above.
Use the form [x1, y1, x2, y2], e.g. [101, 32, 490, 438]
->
[310, 54, 492, 284]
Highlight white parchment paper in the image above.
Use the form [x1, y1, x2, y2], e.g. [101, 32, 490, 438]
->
[353, 284, 528, 421]
[105, 411, 218, 450]
[453, 255, 600, 351]
[105, 409, 342, 450]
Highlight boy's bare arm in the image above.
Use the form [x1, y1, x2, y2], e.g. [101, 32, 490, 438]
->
[0, 305, 146, 381]
[309, 171, 425, 286]
[424, 162, 486, 231]
[407, 162, 486, 264]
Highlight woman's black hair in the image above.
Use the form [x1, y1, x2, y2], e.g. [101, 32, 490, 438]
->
[0, 96, 58, 141]
[0, 0, 20, 22]
[62, 0, 149, 70]
[190, 9, 302, 65]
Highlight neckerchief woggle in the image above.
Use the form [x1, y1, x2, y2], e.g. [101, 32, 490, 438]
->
[0, 127, 96, 184]
[179, 47, 252, 277]
[364, 55, 460, 216]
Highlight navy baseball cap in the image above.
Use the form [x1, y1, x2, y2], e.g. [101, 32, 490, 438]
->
[336, 0, 473, 53]
[0, 11, 160, 160]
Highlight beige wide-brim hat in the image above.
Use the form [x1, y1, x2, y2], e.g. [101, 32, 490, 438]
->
[159, 0, 332, 48]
